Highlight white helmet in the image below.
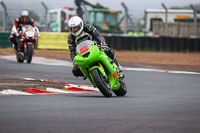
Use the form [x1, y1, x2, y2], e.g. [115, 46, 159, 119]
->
[20, 10, 29, 17]
[68, 16, 83, 36]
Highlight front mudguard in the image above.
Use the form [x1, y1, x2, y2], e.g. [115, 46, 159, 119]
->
[89, 66, 106, 85]
[90, 66, 106, 77]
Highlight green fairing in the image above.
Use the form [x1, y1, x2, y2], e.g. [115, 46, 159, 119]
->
[74, 41, 120, 91]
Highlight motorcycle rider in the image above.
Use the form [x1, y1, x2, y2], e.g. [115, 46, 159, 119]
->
[67, 16, 123, 78]
[9, 10, 38, 52]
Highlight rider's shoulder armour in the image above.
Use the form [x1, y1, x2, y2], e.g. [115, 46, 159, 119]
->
[30, 19, 34, 23]
[15, 18, 19, 22]
[84, 24, 96, 33]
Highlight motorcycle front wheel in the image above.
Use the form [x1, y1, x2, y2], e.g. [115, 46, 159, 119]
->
[26, 44, 33, 63]
[91, 68, 113, 97]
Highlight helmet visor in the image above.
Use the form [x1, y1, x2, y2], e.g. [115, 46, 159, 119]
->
[69, 22, 82, 35]
[72, 26, 80, 32]
[22, 16, 28, 20]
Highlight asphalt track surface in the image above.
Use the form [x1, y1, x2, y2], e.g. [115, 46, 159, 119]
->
[0, 58, 200, 133]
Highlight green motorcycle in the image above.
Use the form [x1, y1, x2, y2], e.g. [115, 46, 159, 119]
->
[74, 40, 127, 97]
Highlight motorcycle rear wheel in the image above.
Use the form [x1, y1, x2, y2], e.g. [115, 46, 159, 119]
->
[91, 68, 112, 97]
[114, 79, 127, 96]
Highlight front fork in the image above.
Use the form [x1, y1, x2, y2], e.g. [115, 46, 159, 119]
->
[24, 41, 35, 54]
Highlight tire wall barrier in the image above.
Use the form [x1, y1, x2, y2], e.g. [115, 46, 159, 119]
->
[0, 32, 199, 52]
[0, 32, 12, 48]
[104, 36, 200, 52]
[37, 32, 69, 50]
[0, 32, 70, 50]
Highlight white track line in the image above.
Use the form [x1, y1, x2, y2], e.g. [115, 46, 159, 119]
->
[23, 78, 36, 80]
[46, 87, 82, 94]
[123, 68, 200, 75]
[0, 89, 32, 95]
[0, 55, 73, 67]
[1, 55, 200, 75]
[65, 84, 99, 91]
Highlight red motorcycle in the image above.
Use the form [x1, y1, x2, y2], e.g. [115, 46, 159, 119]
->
[17, 25, 39, 63]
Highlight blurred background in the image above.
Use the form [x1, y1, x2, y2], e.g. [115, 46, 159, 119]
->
[0, 0, 199, 35]
[0, 0, 200, 51]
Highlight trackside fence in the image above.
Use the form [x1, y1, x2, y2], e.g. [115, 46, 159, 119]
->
[0, 32, 200, 52]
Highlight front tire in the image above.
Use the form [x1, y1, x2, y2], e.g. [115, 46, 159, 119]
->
[91, 68, 112, 97]
[26, 44, 33, 63]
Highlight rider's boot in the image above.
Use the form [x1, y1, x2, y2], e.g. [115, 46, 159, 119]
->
[10, 35, 18, 53]
[104, 48, 125, 79]
[113, 58, 122, 71]
[83, 76, 87, 80]
[113, 58, 125, 79]
[12, 43, 18, 53]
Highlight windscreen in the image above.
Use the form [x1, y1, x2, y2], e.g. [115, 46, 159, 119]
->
[76, 40, 94, 54]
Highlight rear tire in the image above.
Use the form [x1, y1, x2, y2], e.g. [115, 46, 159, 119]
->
[26, 44, 33, 64]
[114, 79, 127, 96]
[91, 68, 112, 97]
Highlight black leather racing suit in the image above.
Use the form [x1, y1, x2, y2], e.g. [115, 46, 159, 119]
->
[67, 24, 117, 77]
